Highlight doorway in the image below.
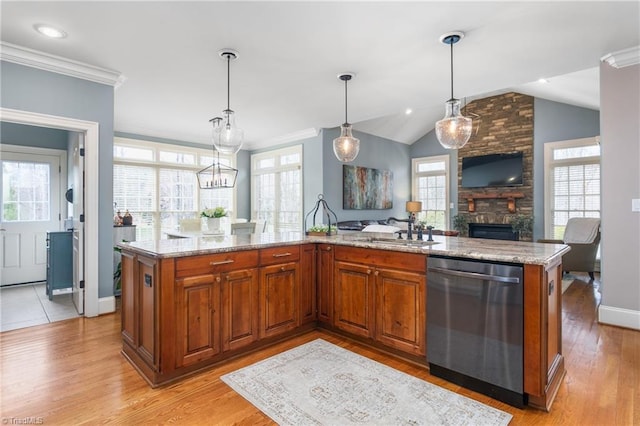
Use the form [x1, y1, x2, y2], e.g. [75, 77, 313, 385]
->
[1, 107, 100, 318]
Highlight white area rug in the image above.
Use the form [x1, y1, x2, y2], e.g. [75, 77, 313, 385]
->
[221, 339, 513, 426]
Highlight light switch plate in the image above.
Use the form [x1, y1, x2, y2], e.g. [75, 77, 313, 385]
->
[632, 198, 640, 212]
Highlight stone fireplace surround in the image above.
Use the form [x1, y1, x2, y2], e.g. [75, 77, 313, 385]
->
[457, 92, 534, 241]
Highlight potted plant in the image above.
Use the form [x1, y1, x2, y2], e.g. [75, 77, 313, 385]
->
[306, 224, 338, 236]
[510, 214, 533, 240]
[452, 214, 468, 236]
[201, 207, 228, 232]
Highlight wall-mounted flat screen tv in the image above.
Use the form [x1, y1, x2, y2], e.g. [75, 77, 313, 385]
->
[461, 152, 524, 188]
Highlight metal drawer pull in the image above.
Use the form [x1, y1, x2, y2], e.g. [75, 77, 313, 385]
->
[272, 252, 292, 257]
[210, 259, 235, 266]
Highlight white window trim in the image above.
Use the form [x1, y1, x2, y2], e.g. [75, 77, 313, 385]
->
[543, 136, 600, 238]
[412, 155, 450, 229]
[251, 145, 303, 232]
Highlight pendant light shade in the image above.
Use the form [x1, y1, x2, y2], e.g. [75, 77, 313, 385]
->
[197, 117, 239, 189]
[213, 49, 244, 154]
[435, 32, 472, 149]
[333, 73, 360, 163]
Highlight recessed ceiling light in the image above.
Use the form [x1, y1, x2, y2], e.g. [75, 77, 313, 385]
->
[34, 24, 67, 39]
[537, 78, 549, 84]
[405, 108, 413, 115]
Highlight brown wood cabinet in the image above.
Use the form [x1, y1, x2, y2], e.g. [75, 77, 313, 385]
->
[175, 273, 221, 367]
[333, 246, 427, 355]
[334, 260, 375, 338]
[299, 244, 317, 325]
[375, 267, 425, 356]
[121, 239, 565, 410]
[523, 259, 565, 411]
[121, 252, 158, 370]
[259, 246, 300, 339]
[316, 244, 334, 324]
[221, 268, 259, 352]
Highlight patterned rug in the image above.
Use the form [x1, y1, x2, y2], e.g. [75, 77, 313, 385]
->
[221, 339, 512, 426]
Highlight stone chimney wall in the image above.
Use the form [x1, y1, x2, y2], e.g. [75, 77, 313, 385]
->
[457, 92, 534, 238]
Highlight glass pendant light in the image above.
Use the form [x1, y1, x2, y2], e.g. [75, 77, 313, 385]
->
[213, 49, 244, 154]
[333, 73, 360, 162]
[197, 117, 239, 189]
[435, 32, 472, 149]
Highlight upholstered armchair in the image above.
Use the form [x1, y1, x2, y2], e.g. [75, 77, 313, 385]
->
[538, 218, 601, 280]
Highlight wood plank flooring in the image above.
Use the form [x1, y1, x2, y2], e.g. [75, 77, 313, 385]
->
[1, 274, 638, 425]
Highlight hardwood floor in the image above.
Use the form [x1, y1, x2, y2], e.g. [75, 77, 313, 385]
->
[1, 274, 638, 425]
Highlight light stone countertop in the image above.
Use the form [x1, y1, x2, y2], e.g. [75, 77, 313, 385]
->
[118, 231, 569, 267]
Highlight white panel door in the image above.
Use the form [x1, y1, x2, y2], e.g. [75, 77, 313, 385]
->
[72, 136, 85, 314]
[1, 151, 62, 285]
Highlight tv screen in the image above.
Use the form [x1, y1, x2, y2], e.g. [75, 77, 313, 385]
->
[461, 152, 523, 188]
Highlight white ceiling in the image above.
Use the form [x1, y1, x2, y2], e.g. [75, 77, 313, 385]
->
[1, 1, 638, 150]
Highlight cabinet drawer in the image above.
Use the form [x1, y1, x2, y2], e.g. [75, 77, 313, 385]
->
[175, 250, 259, 277]
[259, 246, 300, 266]
[334, 246, 426, 273]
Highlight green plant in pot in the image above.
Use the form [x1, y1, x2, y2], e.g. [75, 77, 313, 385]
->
[307, 224, 337, 236]
[452, 214, 468, 236]
[510, 214, 533, 240]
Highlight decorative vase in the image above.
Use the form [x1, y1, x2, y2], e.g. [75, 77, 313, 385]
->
[206, 217, 221, 232]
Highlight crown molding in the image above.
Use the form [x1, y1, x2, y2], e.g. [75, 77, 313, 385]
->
[264, 128, 320, 145]
[601, 45, 640, 69]
[0, 42, 126, 88]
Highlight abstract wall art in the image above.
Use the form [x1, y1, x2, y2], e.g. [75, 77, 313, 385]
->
[343, 165, 393, 210]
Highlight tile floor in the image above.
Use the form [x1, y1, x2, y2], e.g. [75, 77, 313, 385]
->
[0, 282, 80, 332]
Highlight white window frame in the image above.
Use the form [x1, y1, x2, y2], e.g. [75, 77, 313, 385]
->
[113, 137, 236, 240]
[411, 155, 450, 229]
[543, 136, 600, 238]
[251, 145, 303, 232]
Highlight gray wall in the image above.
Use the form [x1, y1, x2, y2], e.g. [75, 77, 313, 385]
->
[533, 98, 600, 239]
[321, 128, 410, 223]
[0, 122, 69, 149]
[599, 61, 640, 320]
[1, 61, 115, 299]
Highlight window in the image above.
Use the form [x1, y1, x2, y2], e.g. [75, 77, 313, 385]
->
[544, 137, 600, 239]
[251, 146, 302, 232]
[412, 155, 449, 230]
[113, 138, 235, 240]
[2, 160, 51, 222]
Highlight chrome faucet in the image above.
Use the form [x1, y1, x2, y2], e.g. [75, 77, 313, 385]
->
[426, 225, 434, 242]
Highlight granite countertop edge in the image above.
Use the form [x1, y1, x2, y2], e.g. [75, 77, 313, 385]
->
[118, 232, 570, 267]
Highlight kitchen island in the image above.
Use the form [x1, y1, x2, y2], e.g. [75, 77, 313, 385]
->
[119, 232, 569, 411]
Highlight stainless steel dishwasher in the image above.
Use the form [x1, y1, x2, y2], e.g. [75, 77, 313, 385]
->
[426, 255, 525, 407]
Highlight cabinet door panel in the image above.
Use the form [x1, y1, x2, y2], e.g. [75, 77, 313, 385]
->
[260, 262, 299, 338]
[222, 269, 259, 351]
[375, 268, 425, 356]
[176, 274, 221, 367]
[334, 261, 374, 338]
[121, 251, 136, 347]
[317, 244, 334, 324]
[137, 256, 157, 367]
[299, 244, 317, 324]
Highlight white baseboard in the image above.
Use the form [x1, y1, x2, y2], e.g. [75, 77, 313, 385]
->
[598, 305, 640, 330]
[98, 296, 116, 316]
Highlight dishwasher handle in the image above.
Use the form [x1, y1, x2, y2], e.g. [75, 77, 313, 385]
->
[428, 266, 521, 284]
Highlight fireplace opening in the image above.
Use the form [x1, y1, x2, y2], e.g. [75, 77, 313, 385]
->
[468, 223, 519, 241]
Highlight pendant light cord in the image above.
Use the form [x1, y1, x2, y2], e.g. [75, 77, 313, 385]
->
[449, 40, 454, 100]
[226, 54, 231, 112]
[344, 78, 349, 124]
